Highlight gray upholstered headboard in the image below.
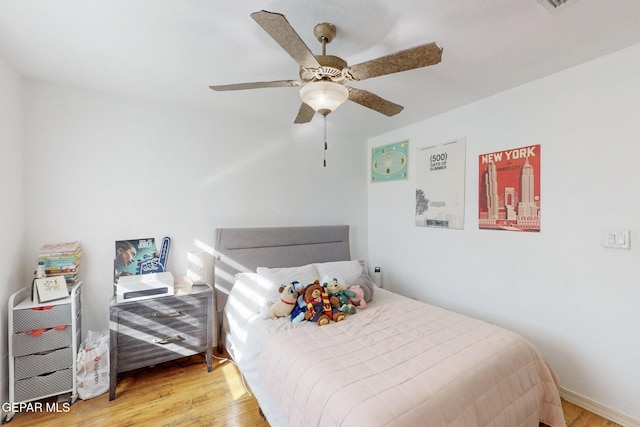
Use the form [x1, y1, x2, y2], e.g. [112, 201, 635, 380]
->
[214, 225, 351, 313]
[213, 225, 351, 352]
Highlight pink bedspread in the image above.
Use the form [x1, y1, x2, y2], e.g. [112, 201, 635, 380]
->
[259, 298, 565, 427]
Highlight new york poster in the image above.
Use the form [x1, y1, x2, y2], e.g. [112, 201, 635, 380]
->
[478, 144, 540, 231]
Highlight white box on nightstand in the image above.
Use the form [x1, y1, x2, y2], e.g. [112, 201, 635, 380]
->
[116, 272, 174, 303]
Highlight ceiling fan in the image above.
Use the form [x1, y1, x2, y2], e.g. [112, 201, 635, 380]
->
[209, 10, 443, 124]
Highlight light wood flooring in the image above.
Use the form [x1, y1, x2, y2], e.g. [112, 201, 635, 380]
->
[4, 351, 620, 427]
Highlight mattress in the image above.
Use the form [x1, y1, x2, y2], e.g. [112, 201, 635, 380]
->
[226, 285, 565, 427]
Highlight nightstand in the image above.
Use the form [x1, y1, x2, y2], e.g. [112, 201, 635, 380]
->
[109, 283, 213, 400]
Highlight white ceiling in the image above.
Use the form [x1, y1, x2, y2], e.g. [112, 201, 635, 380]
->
[1, 0, 640, 139]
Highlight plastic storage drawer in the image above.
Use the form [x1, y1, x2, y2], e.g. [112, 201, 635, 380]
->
[13, 304, 72, 333]
[14, 347, 73, 380]
[12, 327, 72, 357]
[14, 368, 73, 403]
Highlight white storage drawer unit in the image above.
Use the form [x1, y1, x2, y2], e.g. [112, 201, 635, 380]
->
[5, 282, 82, 423]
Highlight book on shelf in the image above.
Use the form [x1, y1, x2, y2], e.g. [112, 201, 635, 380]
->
[62, 274, 80, 291]
[38, 241, 80, 257]
[43, 255, 79, 265]
[44, 267, 79, 275]
[37, 259, 81, 267]
[38, 250, 82, 261]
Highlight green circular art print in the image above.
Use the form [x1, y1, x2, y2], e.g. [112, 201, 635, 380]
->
[371, 140, 409, 182]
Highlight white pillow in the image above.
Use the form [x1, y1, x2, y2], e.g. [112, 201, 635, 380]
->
[256, 263, 319, 303]
[314, 260, 362, 282]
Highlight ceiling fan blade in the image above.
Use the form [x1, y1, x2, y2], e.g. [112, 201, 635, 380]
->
[346, 42, 443, 81]
[347, 87, 404, 116]
[294, 103, 315, 123]
[251, 10, 321, 69]
[209, 80, 301, 91]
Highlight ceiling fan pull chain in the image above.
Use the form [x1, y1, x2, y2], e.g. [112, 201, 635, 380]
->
[323, 115, 328, 167]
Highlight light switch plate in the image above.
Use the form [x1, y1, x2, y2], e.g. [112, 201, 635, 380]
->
[604, 230, 630, 249]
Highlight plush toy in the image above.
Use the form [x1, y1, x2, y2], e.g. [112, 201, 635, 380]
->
[324, 278, 356, 315]
[290, 281, 308, 323]
[267, 282, 298, 319]
[347, 284, 367, 310]
[302, 280, 345, 325]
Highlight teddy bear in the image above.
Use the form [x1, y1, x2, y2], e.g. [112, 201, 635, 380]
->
[324, 278, 356, 315]
[267, 282, 298, 319]
[347, 284, 366, 310]
[302, 280, 345, 325]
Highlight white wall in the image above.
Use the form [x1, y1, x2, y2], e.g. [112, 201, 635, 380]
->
[368, 43, 640, 421]
[21, 81, 368, 335]
[0, 57, 25, 412]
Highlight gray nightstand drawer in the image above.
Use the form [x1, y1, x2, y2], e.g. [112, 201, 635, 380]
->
[14, 347, 73, 380]
[15, 368, 73, 403]
[13, 327, 72, 357]
[13, 304, 72, 333]
[116, 319, 208, 371]
[118, 316, 207, 349]
[117, 295, 207, 319]
[117, 307, 207, 331]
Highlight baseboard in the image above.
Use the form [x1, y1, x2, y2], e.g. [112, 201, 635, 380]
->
[560, 387, 640, 427]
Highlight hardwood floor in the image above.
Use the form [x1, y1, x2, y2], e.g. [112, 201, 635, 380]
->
[560, 399, 621, 427]
[4, 351, 620, 427]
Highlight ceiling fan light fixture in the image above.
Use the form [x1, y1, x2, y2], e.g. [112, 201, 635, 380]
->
[300, 81, 349, 116]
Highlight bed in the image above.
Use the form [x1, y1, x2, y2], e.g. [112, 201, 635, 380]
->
[214, 225, 566, 427]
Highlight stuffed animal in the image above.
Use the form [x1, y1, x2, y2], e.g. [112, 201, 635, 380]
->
[323, 278, 356, 315]
[347, 284, 366, 309]
[267, 282, 298, 319]
[290, 281, 308, 323]
[302, 280, 345, 325]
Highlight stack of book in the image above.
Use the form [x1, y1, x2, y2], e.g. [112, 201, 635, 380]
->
[37, 241, 81, 290]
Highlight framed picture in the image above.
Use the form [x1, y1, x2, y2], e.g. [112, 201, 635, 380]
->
[478, 144, 541, 231]
[34, 275, 69, 303]
[371, 140, 409, 182]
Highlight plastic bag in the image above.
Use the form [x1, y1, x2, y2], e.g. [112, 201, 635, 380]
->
[76, 330, 110, 400]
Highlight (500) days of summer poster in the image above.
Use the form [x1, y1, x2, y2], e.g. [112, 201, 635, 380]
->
[478, 144, 540, 232]
[416, 139, 466, 229]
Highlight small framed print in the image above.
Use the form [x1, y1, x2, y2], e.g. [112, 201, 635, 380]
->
[34, 276, 69, 303]
[371, 140, 409, 182]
